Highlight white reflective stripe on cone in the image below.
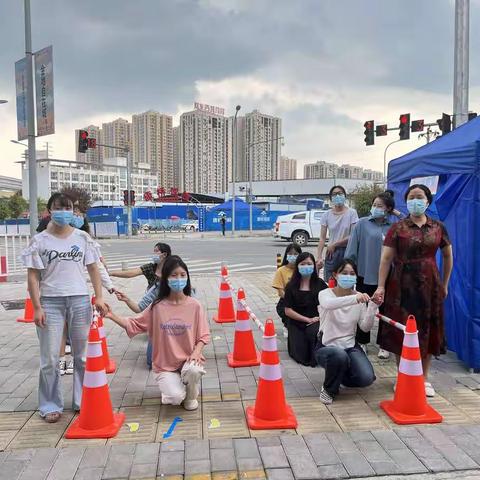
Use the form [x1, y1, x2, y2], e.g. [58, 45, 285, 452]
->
[399, 358, 423, 376]
[403, 333, 419, 348]
[235, 319, 251, 332]
[259, 363, 282, 381]
[262, 336, 277, 352]
[219, 290, 232, 298]
[237, 302, 246, 311]
[86, 342, 103, 358]
[98, 326, 106, 339]
[83, 369, 108, 388]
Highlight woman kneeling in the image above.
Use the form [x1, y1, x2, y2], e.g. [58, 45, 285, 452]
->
[315, 259, 381, 404]
[106, 256, 210, 410]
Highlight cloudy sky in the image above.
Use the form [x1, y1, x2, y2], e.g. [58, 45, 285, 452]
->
[1, 0, 480, 180]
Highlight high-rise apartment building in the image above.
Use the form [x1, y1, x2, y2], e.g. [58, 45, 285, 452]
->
[237, 110, 282, 182]
[172, 126, 182, 189]
[132, 110, 173, 188]
[304, 160, 338, 179]
[279, 156, 297, 180]
[304, 160, 383, 182]
[180, 104, 231, 195]
[75, 125, 103, 168]
[102, 118, 131, 159]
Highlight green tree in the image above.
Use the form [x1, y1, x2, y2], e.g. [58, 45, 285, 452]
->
[7, 194, 29, 218]
[37, 198, 48, 216]
[0, 199, 11, 220]
[60, 186, 92, 212]
[349, 183, 384, 218]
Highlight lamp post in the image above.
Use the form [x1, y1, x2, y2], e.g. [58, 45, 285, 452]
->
[247, 136, 284, 232]
[0, 100, 8, 104]
[231, 105, 241, 235]
[383, 139, 401, 188]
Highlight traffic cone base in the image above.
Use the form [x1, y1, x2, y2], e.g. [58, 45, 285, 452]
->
[213, 314, 235, 323]
[17, 298, 34, 323]
[380, 400, 442, 425]
[246, 404, 297, 430]
[227, 351, 261, 368]
[65, 412, 125, 439]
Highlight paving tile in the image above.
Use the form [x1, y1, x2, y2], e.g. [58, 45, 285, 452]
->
[204, 402, 249, 439]
[369, 460, 401, 475]
[17, 447, 59, 480]
[157, 405, 202, 441]
[371, 429, 407, 451]
[160, 440, 185, 452]
[129, 462, 157, 479]
[133, 442, 160, 465]
[0, 460, 30, 480]
[303, 433, 340, 466]
[108, 405, 159, 445]
[185, 439, 210, 461]
[209, 438, 234, 449]
[434, 444, 479, 470]
[73, 467, 103, 480]
[280, 436, 319, 480]
[259, 446, 289, 469]
[157, 451, 185, 475]
[316, 464, 348, 479]
[285, 398, 340, 434]
[325, 432, 357, 453]
[46, 447, 85, 480]
[210, 448, 237, 472]
[336, 450, 375, 477]
[265, 468, 294, 480]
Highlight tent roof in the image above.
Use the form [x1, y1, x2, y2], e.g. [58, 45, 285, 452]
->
[211, 199, 258, 212]
[388, 116, 480, 183]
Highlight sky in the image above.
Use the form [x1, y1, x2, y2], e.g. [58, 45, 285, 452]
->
[1, 0, 480, 180]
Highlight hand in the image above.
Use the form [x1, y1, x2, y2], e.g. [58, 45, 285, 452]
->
[356, 293, 370, 304]
[316, 258, 324, 270]
[104, 309, 115, 320]
[307, 316, 319, 324]
[442, 284, 448, 298]
[34, 307, 46, 328]
[372, 287, 385, 304]
[371, 295, 383, 307]
[94, 298, 110, 317]
[115, 290, 130, 303]
[325, 244, 336, 259]
[186, 351, 205, 365]
[108, 287, 117, 294]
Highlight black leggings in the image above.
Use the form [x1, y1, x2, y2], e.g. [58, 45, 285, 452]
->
[355, 277, 377, 345]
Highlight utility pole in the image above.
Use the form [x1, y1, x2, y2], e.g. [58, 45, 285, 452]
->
[231, 105, 241, 235]
[453, 0, 469, 129]
[24, 0, 38, 236]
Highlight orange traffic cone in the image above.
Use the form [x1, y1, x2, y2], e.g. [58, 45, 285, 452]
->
[97, 316, 116, 374]
[246, 319, 297, 429]
[17, 298, 34, 323]
[213, 266, 235, 323]
[227, 289, 260, 368]
[380, 315, 442, 425]
[65, 323, 125, 439]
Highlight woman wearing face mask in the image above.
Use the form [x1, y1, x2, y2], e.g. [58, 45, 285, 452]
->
[272, 244, 302, 327]
[317, 185, 359, 283]
[315, 259, 380, 405]
[22, 193, 109, 423]
[373, 184, 453, 398]
[345, 192, 401, 359]
[284, 252, 328, 366]
[106, 256, 210, 411]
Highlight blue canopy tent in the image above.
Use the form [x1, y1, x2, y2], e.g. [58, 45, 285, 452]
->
[387, 116, 480, 369]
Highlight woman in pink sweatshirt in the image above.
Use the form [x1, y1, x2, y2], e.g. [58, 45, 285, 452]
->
[106, 255, 210, 411]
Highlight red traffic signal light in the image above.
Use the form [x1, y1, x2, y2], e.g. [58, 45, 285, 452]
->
[129, 190, 135, 206]
[399, 114, 410, 140]
[123, 189, 128, 206]
[363, 120, 374, 146]
[78, 130, 89, 153]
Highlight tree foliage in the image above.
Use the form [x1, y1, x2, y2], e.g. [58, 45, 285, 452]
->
[60, 186, 92, 212]
[8, 194, 29, 218]
[0, 199, 10, 220]
[349, 183, 384, 218]
[37, 198, 48, 216]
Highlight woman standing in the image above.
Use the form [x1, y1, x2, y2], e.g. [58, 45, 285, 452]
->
[22, 193, 108, 423]
[106, 256, 210, 410]
[345, 192, 400, 358]
[284, 252, 328, 366]
[317, 185, 358, 282]
[373, 184, 453, 397]
[272, 243, 302, 326]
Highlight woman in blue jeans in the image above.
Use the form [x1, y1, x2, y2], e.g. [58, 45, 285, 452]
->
[315, 259, 381, 404]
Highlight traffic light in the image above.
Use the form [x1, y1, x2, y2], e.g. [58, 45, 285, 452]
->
[123, 189, 128, 206]
[375, 124, 388, 137]
[78, 130, 88, 153]
[437, 113, 451, 135]
[364, 120, 374, 146]
[129, 190, 135, 206]
[87, 137, 97, 149]
[399, 114, 410, 140]
[411, 119, 424, 132]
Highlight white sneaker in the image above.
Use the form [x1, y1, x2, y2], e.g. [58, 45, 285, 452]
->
[360, 344, 368, 355]
[58, 360, 66, 376]
[377, 348, 390, 359]
[424, 382, 435, 397]
[65, 344, 71, 355]
[65, 359, 74, 375]
[319, 387, 333, 405]
[183, 399, 199, 411]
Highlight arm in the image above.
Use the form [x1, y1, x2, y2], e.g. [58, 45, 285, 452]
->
[27, 268, 45, 327]
[275, 288, 285, 299]
[318, 292, 359, 311]
[373, 246, 396, 303]
[86, 263, 108, 316]
[97, 261, 115, 292]
[105, 311, 130, 330]
[358, 301, 379, 333]
[284, 307, 317, 324]
[115, 291, 142, 313]
[105, 306, 151, 337]
[317, 225, 328, 267]
[272, 269, 286, 298]
[344, 222, 360, 263]
[441, 245, 453, 296]
[109, 267, 143, 279]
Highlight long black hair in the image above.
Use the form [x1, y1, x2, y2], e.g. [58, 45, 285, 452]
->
[333, 258, 359, 276]
[281, 243, 302, 266]
[288, 252, 323, 291]
[47, 192, 74, 211]
[154, 242, 172, 256]
[153, 255, 192, 305]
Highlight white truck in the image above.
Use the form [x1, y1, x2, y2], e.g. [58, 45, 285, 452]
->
[273, 210, 328, 246]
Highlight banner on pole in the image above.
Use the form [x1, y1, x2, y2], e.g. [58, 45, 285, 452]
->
[34, 45, 55, 137]
[15, 57, 28, 141]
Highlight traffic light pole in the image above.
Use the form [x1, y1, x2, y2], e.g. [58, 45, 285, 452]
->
[383, 140, 401, 188]
[453, 0, 469, 129]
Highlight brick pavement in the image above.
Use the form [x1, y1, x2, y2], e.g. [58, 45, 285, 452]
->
[0, 272, 480, 479]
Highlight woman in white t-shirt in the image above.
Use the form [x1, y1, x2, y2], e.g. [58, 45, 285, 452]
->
[22, 193, 109, 423]
[315, 259, 380, 405]
[317, 185, 358, 283]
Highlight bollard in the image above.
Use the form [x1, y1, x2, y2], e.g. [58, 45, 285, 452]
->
[276, 253, 282, 269]
[121, 261, 128, 271]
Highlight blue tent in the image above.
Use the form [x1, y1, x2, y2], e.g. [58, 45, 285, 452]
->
[388, 116, 480, 369]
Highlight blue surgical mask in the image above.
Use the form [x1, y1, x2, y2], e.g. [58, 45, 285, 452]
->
[407, 199, 428, 216]
[70, 215, 84, 229]
[168, 278, 188, 292]
[286, 254, 298, 264]
[51, 210, 74, 227]
[332, 194, 346, 206]
[152, 255, 163, 264]
[370, 207, 386, 219]
[337, 274, 357, 289]
[298, 265, 314, 277]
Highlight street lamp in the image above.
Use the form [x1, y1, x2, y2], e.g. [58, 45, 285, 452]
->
[11, 139, 28, 147]
[231, 105, 241, 235]
[247, 136, 284, 232]
[383, 140, 401, 188]
[0, 100, 8, 104]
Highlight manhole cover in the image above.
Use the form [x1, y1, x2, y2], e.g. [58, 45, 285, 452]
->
[0, 300, 25, 311]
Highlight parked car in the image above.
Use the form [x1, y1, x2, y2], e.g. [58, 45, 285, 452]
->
[182, 220, 199, 232]
[273, 210, 328, 246]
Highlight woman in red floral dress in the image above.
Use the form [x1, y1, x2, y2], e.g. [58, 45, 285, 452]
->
[373, 184, 453, 398]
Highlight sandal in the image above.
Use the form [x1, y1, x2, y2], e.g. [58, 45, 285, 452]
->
[44, 412, 61, 423]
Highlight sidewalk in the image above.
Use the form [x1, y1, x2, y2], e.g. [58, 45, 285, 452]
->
[0, 273, 480, 479]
